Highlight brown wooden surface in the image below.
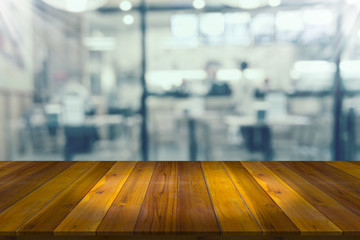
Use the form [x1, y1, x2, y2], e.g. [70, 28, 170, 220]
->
[0, 161, 359, 238]
[201, 161, 260, 234]
[241, 161, 341, 235]
[54, 162, 136, 234]
[0, 161, 10, 168]
[134, 161, 177, 234]
[0, 162, 94, 235]
[325, 161, 360, 180]
[223, 161, 299, 234]
[0, 161, 29, 178]
[263, 161, 360, 234]
[0, 161, 74, 213]
[18, 162, 116, 234]
[177, 161, 219, 234]
[283, 161, 360, 216]
[97, 161, 156, 234]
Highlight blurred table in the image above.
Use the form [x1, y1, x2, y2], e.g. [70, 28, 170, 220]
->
[84, 115, 124, 126]
[64, 115, 125, 160]
[225, 115, 311, 127]
[176, 111, 219, 161]
[225, 115, 311, 160]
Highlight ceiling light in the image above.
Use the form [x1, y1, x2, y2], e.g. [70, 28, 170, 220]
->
[41, 0, 108, 13]
[119, 0, 132, 11]
[193, 0, 206, 9]
[238, 0, 261, 9]
[268, 0, 281, 7]
[123, 14, 134, 25]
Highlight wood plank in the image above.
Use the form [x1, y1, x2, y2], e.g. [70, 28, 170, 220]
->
[223, 161, 299, 234]
[283, 161, 360, 216]
[201, 161, 260, 234]
[0, 162, 35, 178]
[263, 161, 360, 234]
[0, 161, 358, 237]
[350, 161, 360, 167]
[325, 161, 360, 180]
[177, 161, 219, 234]
[134, 161, 177, 234]
[0, 162, 56, 191]
[8, 235, 360, 240]
[301, 162, 360, 196]
[0, 161, 74, 213]
[241, 161, 341, 234]
[0, 161, 95, 235]
[17, 162, 116, 234]
[97, 161, 156, 234]
[54, 161, 137, 234]
[0, 162, 11, 168]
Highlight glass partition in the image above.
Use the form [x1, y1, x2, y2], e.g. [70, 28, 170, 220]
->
[145, 2, 340, 161]
[0, 0, 358, 161]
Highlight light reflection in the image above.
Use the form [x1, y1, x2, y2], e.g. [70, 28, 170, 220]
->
[193, 0, 206, 9]
[119, 0, 132, 11]
[268, 0, 281, 7]
[123, 14, 135, 25]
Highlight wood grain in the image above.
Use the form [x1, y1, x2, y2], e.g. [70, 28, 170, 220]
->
[0, 162, 95, 235]
[177, 161, 219, 234]
[0, 161, 74, 213]
[97, 161, 156, 234]
[241, 161, 342, 234]
[201, 161, 261, 234]
[263, 161, 360, 233]
[7, 235, 360, 240]
[0, 161, 358, 237]
[0, 162, 56, 191]
[17, 162, 116, 234]
[283, 161, 360, 216]
[301, 162, 360, 196]
[54, 161, 136, 234]
[0, 162, 11, 170]
[223, 161, 299, 234]
[0, 161, 10, 167]
[325, 161, 360, 180]
[0, 162, 34, 178]
[350, 161, 360, 167]
[135, 161, 177, 234]
[9, 236, 360, 240]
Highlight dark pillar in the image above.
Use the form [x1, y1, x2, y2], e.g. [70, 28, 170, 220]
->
[332, 55, 343, 160]
[188, 118, 197, 161]
[332, 2, 344, 161]
[140, 0, 149, 161]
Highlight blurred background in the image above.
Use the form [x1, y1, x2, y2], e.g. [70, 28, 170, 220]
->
[0, 0, 359, 161]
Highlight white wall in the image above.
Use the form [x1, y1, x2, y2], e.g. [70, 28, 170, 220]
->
[0, 1, 34, 92]
[0, 0, 33, 160]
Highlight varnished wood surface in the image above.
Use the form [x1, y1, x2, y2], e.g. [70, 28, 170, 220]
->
[134, 161, 177, 233]
[0, 161, 359, 239]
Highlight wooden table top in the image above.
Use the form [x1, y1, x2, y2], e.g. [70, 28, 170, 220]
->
[0, 161, 360, 240]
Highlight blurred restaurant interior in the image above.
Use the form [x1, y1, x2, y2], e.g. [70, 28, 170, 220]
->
[0, 0, 360, 161]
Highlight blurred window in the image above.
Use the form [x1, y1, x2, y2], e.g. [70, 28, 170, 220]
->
[301, 9, 334, 44]
[200, 13, 225, 45]
[171, 13, 199, 47]
[251, 13, 275, 44]
[276, 11, 304, 42]
[225, 12, 251, 46]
